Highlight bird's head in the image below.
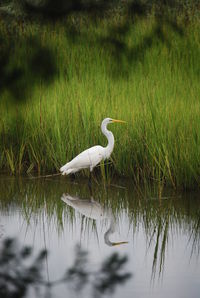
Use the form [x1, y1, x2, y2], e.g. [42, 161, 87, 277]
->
[102, 118, 126, 125]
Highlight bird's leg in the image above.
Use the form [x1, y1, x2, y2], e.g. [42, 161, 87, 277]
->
[70, 173, 76, 183]
[88, 171, 92, 185]
[88, 169, 93, 195]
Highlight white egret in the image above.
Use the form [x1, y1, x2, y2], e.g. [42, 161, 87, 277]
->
[61, 193, 128, 247]
[60, 118, 125, 175]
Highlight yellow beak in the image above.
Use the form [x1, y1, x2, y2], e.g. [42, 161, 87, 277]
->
[112, 119, 126, 124]
[112, 241, 129, 246]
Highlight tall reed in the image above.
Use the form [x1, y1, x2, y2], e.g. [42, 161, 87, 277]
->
[0, 15, 199, 189]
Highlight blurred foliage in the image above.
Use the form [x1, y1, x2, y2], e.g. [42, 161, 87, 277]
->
[0, 238, 47, 298]
[0, 237, 131, 298]
[0, 34, 58, 103]
[0, 0, 199, 19]
[0, 0, 198, 103]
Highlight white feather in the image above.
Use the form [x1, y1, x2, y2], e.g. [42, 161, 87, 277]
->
[60, 145, 105, 174]
[60, 117, 125, 175]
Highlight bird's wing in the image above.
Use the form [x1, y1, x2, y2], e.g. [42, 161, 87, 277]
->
[61, 194, 106, 219]
[67, 145, 105, 170]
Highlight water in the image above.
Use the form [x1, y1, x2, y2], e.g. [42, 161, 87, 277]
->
[0, 176, 200, 298]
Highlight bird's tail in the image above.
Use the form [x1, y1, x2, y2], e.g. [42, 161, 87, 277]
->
[61, 194, 77, 203]
[60, 163, 73, 175]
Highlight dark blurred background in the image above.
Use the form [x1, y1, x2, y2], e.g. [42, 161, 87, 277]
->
[0, 0, 198, 104]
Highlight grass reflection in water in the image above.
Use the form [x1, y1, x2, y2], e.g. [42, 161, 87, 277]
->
[0, 176, 200, 281]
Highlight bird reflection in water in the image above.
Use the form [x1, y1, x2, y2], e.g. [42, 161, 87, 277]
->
[61, 194, 128, 247]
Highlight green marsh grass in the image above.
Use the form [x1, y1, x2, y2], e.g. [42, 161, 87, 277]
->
[0, 15, 200, 189]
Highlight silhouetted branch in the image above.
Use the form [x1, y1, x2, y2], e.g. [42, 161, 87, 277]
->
[0, 238, 132, 298]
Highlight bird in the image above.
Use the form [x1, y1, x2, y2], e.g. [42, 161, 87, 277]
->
[61, 193, 128, 247]
[60, 118, 126, 176]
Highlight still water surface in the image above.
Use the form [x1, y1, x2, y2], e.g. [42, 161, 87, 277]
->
[0, 176, 200, 298]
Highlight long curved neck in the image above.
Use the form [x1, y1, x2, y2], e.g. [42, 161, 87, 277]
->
[101, 122, 114, 153]
[104, 217, 128, 247]
[104, 218, 115, 247]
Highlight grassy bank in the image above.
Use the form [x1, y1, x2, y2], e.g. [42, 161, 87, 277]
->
[0, 14, 199, 189]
